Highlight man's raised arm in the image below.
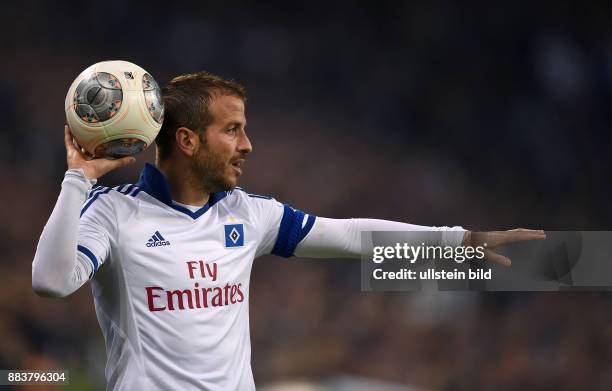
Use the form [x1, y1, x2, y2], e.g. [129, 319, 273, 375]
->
[31, 126, 135, 297]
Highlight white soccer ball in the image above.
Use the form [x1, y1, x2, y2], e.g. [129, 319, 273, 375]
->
[65, 60, 164, 158]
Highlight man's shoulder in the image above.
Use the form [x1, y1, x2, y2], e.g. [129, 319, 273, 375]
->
[85, 183, 143, 201]
[226, 187, 276, 203]
[214, 187, 278, 214]
[221, 187, 284, 220]
[81, 183, 142, 217]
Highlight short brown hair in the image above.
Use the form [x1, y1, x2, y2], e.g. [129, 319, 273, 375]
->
[156, 71, 247, 161]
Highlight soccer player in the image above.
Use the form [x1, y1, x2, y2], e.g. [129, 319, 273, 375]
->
[32, 72, 545, 390]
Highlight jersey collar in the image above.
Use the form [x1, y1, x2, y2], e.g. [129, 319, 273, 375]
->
[136, 163, 228, 219]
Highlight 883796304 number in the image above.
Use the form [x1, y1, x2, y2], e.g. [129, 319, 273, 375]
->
[2, 370, 69, 385]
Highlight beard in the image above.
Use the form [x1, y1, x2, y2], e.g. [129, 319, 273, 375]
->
[189, 143, 236, 193]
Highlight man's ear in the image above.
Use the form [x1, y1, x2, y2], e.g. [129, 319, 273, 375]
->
[175, 127, 200, 157]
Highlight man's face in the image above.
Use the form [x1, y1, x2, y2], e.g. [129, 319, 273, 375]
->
[191, 94, 252, 192]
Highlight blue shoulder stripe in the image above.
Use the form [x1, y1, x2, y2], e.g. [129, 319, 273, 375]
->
[89, 185, 103, 193]
[86, 186, 109, 200]
[227, 187, 274, 200]
[226, 187, 243, 195]
[248, 194, 273, 200]
[82, 182, 143, 217]
[114, 184, 131, 193]
[80, 187, 112, 217]
[114, 183, 141, 197]
[115, 184, 136, 195]
[122, 184, 135, 194]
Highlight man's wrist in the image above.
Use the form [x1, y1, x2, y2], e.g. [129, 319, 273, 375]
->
[64, 169, 97, 190]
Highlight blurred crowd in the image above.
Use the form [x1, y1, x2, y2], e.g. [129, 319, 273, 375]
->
[0, 0, 610, 390]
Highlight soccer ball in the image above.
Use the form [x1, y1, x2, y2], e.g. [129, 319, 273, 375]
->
[65, 60, 164, 158]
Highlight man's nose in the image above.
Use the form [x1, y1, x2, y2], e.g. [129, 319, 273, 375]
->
[238, 130, 253, 154]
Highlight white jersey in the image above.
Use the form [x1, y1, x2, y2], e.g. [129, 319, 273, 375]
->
[78, 163, 316, 390]
[33, 165, 465, 390]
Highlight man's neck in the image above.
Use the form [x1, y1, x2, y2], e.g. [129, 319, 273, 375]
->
[156, 160, 210, 207]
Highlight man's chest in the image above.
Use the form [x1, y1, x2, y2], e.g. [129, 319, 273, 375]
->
[111, 206, 258, 288]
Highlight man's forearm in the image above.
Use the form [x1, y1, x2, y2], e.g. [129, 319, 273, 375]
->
[294, 217, 465, 259]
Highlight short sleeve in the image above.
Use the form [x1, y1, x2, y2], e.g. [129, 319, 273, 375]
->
[77, 187, 115, 277]
[249, 194, 316, 258]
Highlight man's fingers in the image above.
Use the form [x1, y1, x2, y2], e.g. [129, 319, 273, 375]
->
[484, 249, 511, 267]
[98, 156, 136, 173]
[64, 125, 78, 152]
[508, 228, 546, 234]
[475, 229, 546, 247]
[471, 229, 545, 266]
[116, 156, 137, 167]
[503, 229, 546, 244]
[64, 125, 136, 177]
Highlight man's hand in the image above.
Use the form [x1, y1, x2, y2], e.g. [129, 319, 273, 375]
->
[462, 229, 546, 267]
[65, 125, 135, 180]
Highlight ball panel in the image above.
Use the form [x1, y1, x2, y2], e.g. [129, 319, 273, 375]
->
[96, 72, 122, 90]
[74, 104, 100, 123]
[142, 73, 164, 124]
[144, 89, 164, 124]
[73, 72, 123, 123]
[94, 138, 147, 159]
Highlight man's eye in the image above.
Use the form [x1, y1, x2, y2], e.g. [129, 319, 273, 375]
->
[228, 127, 238, 134]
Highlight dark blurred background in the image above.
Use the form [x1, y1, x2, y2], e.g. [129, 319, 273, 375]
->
[1, 0, 611, 390]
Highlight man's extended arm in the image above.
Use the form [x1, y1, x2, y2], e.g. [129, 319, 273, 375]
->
[293, 216, 545, 265]
[295, 217, 465, 258]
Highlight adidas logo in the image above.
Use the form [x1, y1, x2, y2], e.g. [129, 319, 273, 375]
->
[146, 231, 171, 247]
